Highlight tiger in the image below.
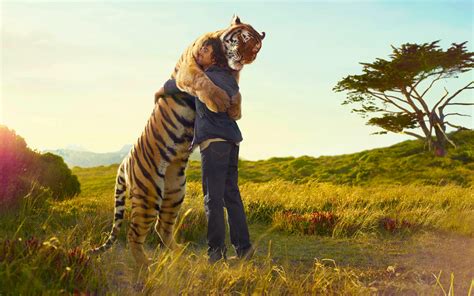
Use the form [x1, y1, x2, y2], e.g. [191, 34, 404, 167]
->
[89, 15, 265, 266]
[174, 16, 264, 115]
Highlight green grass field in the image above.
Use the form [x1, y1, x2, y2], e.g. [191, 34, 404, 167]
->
[1, 131, 473, 294]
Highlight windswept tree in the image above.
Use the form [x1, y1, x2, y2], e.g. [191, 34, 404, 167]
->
[334, 41, 473, 156]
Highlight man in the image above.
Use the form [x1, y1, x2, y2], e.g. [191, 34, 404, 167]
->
[155, 38, 253, 263]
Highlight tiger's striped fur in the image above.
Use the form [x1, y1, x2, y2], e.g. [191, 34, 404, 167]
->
[89, 93, 196, 265]
[90, 16, 264, 266]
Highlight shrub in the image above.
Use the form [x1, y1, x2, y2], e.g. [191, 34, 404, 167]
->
[273, 210, 337, 236]
[0, 125, 80, 209]
[36, 153, 81, 200]
[0, 125, 37, 207]
[379, 217, 414, 233]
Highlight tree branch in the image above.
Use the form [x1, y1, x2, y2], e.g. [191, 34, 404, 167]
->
[446, 103, 474, 106]
[400, 131, 425, 140]
[432, 87, 449, 114]
[401, 89, 424, 115]
[367, 90, 412, 114]
[440, 81, 474, 110]
[406, 72, 446, 111]
[444, 121, 469, 130]
[444, 113, 471, 118]
[388, 89, 405, 95]
[372, 91, 407, 105]
[412, 71, 445, 90]
[401, 88, 431, 137]
[436, 123, 457, 148]
[420, 72, 444, 98]
[411, 88, 431, 115]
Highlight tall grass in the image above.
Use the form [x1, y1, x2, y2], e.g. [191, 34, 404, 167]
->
[178, 181, 474, 237]
[140, 249, 370, 295]
[1, 171, 472, 293]
[0, 184, 371, 295]
[0, 189, 106, 294]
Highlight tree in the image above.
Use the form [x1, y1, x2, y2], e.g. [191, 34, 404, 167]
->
[334, 41, 473, 156]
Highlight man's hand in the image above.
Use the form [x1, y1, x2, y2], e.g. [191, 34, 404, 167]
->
[154, 87, 165, 104]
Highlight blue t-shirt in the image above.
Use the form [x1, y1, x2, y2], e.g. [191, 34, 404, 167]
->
[163, 65, 242, 146]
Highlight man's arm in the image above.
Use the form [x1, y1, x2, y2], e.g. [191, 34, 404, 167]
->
[154, 79, 183, 104]
[164, 79, 182, 94]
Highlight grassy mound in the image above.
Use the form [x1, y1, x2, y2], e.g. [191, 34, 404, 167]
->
[190, 130, 474, 186]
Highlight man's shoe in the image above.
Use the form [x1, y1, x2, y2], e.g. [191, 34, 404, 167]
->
[208, 256, 224, 264]
[235, 246, 255, 261]
[240, 246, 255, 260]
[208, 250, 226, 264]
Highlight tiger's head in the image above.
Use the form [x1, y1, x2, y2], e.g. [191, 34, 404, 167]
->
[220, 15, 265, 71]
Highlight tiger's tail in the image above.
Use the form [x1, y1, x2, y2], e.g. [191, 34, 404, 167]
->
[89, 162, 128, 254]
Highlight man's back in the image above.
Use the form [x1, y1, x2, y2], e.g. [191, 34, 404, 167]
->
[193, 65, 242, 146]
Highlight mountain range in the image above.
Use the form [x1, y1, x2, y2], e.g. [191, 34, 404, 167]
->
[44, 144, 201, 168]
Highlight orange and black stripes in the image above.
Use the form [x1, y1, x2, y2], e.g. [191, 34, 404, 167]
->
[89, 94, 195, 265]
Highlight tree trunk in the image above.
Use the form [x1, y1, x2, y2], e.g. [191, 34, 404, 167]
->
[433, 123, 447, 157]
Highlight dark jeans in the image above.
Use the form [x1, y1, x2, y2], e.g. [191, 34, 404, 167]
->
[201, 141, 251, 259]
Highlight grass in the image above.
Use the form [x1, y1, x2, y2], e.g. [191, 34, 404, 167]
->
[1, 130, 473, 294]
[1, 167, 473, 294]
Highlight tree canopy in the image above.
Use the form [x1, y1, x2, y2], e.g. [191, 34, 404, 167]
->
[334, 41, 473, 156]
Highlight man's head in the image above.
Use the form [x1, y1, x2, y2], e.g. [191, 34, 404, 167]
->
[196, 38, 228, 69]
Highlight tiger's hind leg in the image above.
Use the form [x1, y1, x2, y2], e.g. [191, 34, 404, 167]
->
[155, 159, 187, 250]
[128, 194, 161, 267]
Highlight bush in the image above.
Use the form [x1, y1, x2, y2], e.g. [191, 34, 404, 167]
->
[0, 125, 80, 208]
[273, 210, 337, 236]
[0, 126, 37, 207]
[37, 153, 81, 200]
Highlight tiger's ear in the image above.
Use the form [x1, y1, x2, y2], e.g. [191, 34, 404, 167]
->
[231, 15, 241, 25]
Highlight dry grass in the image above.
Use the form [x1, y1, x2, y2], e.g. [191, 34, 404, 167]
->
[1, 168, 473, 294]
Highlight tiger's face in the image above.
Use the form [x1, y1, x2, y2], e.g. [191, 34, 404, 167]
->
[221, 16, 265, 71]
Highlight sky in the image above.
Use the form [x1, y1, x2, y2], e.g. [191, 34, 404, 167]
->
[1, 0, 473, 160]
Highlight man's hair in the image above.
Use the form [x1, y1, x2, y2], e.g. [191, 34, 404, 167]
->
[202, 38, 228, 68]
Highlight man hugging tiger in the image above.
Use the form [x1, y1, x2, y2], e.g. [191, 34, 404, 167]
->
[154, 40, 242, 121]
[89, 15, 264, 267]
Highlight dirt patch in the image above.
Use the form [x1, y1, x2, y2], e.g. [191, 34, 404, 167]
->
[393, 231, 474, 294]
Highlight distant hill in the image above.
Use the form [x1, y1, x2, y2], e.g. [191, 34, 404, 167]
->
[45, 144, 201, 168]
[44, 145, 132, 168]
[71, 130, 473, 187]
[186, 130, 474, 187]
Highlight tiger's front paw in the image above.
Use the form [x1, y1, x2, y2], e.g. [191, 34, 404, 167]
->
[227, 92, 242, 120]
[209, 87, 231, 112]
[227, 107, 241, 120]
